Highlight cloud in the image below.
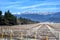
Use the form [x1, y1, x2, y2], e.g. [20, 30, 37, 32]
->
[1, 0, 60, 10]
[12, 12, 21, 14]
[0, 0, 60, 15]
[15, 2, 60, 9]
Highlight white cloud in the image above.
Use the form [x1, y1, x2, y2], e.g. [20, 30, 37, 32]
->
[3, 1, 60, 10]
[16, 2, 60, 9]
[1, 0, 60, 15]
[18, 8, 60, 15]
[12, 12, 21, 14]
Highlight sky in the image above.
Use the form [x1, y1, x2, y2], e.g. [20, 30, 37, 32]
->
[0, 0, 60, 14]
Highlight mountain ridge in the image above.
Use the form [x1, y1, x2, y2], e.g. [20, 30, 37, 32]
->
[14, 12, 60, 23]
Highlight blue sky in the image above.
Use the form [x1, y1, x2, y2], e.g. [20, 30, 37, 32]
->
[0, 0, 60, 14]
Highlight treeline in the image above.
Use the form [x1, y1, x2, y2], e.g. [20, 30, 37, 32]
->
[0, 10, 39, 25]
[0, 10, 17, 25]
[18, 17, 39, 24]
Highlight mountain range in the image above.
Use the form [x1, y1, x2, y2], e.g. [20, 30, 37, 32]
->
[14, 12, 60, 23]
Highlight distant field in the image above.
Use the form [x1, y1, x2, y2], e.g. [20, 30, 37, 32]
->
[0, 23, 60, 40]
[0, 23, 60, 31]
[48, 23, 60, 32]
[0, 23, 40, 30]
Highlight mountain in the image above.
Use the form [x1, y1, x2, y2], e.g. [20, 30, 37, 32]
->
[14, 12, 60, 23]
[47, 12, 60, 22]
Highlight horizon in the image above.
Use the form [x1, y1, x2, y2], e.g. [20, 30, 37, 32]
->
[0, 0, 60, 15]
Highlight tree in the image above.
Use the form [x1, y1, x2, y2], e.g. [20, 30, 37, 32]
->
[0, 10, 2, 16]
[0, 10, 2, 19]
[4, 10, 17, 25]
[0, 11, 2, 25]
[18, 17, 38, 24]
[0, 10, 6, 25]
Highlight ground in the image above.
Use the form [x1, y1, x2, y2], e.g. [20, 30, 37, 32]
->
[0, 23, 60, 40]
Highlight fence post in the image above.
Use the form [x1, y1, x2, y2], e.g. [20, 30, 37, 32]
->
[34, 32, 37, 40]
[46, 34, 48, 40]
[21, 32, 23, 40]
[59, 32, 60, 40]
[2, 30, 5, 40]
[10, 30, 12, 40]
[2, 31, 4, 39]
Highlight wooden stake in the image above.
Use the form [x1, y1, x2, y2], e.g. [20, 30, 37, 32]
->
[2, 30, 4, 40]
[2, 32, 4, 39]
[10, 30, 12, 40]
[21, 32, 23, 40]
[34, 32, 37, 40]
[46, 34, 48, 40]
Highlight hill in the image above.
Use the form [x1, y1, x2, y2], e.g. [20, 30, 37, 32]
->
[0, 10, 39, 25]
[14, 12, 60, 23]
